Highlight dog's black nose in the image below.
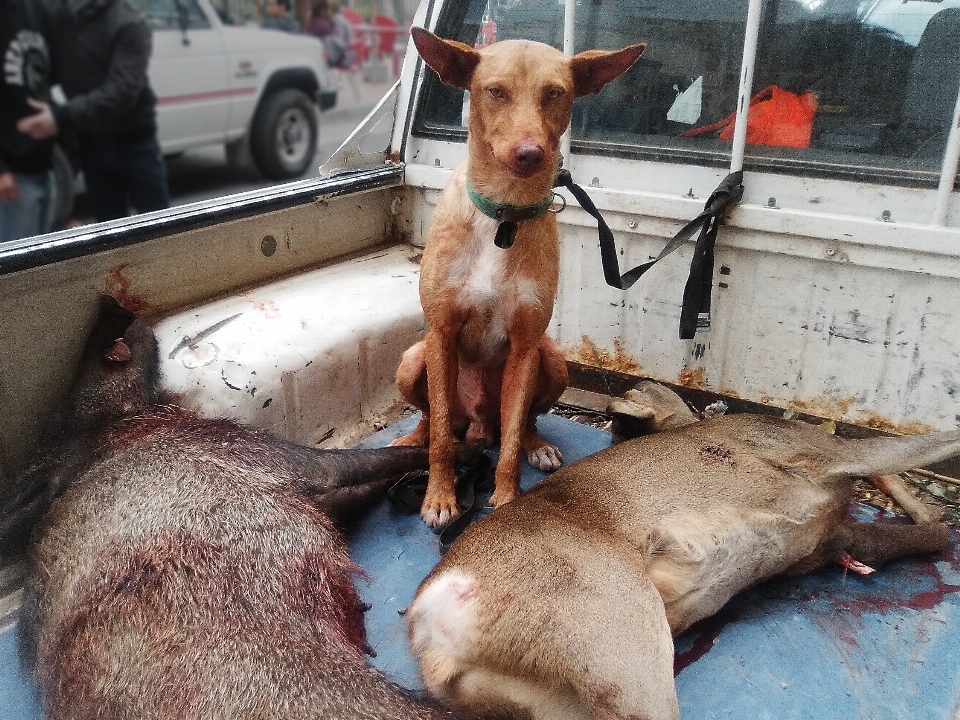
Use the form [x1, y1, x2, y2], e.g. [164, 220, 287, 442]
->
[514, 143, 544, 173]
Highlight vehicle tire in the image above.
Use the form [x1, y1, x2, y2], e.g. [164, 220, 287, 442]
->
[50, 143, 76, 231]
[249, 88, 319, 180]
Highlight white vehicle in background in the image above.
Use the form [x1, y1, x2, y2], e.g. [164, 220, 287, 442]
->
[131, 0, 337, 180]
[50, 0, 336, 227]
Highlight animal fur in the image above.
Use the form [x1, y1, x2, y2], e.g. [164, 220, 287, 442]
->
[0, 297, 464, 720]
[393, 27, 646, 527]
[407, 383, 959, 720]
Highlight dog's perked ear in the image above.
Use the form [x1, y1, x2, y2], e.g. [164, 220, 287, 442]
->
[411, 26, 480, 90]
[570, 43, 646, 97]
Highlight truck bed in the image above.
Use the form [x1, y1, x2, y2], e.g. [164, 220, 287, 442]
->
[4, 239, 960, 719]
[4, 410, 959, 719]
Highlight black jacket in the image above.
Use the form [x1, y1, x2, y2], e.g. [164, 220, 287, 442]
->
[43, 0, 158, 146]
[0, 0, 55, 174]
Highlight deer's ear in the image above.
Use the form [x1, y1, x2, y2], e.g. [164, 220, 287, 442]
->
[570, 44, 645, 98]
[411, 26, 481, 90]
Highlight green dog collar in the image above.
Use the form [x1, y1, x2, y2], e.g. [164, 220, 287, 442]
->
[466, 178, 553, 222]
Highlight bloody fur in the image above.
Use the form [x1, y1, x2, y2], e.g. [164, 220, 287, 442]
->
[1, 296, 461, 720]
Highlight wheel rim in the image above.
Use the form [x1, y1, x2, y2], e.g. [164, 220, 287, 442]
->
[274, 106, 313, 171]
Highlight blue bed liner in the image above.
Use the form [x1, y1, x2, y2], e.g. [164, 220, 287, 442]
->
[3, 413, 959, 719]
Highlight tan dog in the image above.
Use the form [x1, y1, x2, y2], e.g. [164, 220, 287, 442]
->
[407, 392, 960, 719]
[393, 28, 645, 526]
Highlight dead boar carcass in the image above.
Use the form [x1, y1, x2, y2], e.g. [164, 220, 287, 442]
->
[0, 296, 461, 720]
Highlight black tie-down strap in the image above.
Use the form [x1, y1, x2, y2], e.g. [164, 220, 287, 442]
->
[387, 454, 495, 552]
[554, 169, 744, 340]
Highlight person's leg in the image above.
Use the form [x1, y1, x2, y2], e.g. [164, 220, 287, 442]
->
[40, 168, 56, 232]
[0, 171, 52, 243]
[79, 145, 129, 222]
[125, 137, 170, 214]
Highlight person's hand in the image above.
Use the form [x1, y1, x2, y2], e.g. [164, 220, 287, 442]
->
[0, 172, 19, 203]
[16, 98, 58, 140]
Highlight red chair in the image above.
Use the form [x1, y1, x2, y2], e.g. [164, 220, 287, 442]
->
[340, 6, 370, 66]
[339, 6, 364, 24]
[371, 13, 403, 76]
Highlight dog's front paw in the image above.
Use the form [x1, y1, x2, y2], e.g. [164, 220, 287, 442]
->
[421, 489, 461, 528]
[527, 443, 563, 472]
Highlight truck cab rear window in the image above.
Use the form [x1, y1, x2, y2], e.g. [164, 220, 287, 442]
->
[131, 0, 211, 30]
[415, 0, 960, 185]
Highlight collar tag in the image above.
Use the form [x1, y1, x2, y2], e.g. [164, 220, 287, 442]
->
[494, 221, 518, 249]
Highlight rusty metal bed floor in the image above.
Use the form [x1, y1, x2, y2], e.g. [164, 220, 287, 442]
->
[3, 413, 959, 719]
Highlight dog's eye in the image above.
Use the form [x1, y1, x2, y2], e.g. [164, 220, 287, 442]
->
[488, 86, 505, 100]
[543, 87, 565, 103]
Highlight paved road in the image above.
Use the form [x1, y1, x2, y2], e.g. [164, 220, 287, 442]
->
[72, 80, 395, 222]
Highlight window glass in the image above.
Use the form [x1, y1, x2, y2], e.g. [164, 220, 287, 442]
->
[130, 0, 211, 30]
[415, 0, 960, 182]
[570, 0, 748, 152]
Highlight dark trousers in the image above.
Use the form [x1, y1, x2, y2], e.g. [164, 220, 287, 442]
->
[79, 136, 170, 222]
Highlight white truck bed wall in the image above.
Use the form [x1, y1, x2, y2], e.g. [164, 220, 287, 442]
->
[0, 170, 408, 487]
[409, 159, 960, 437]
[154, 244, 424, 450]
